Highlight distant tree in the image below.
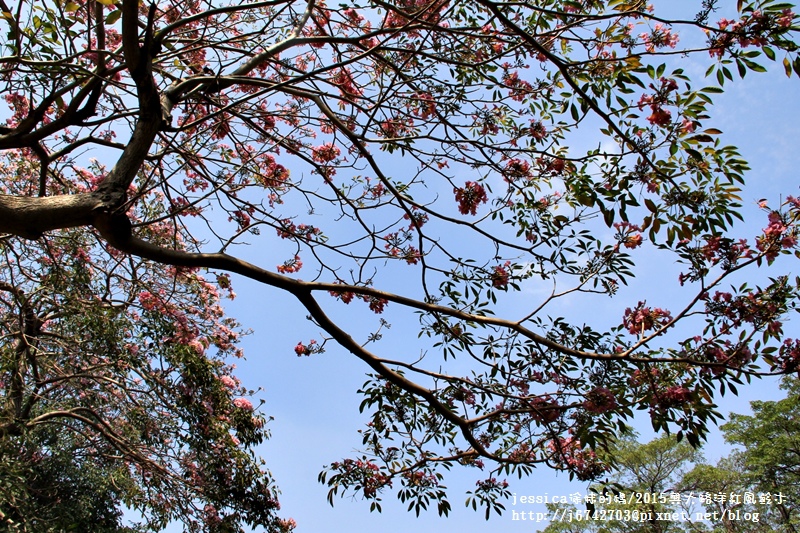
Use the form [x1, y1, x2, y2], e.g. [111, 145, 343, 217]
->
[538, 433, 707, 533]
[1, 0, 800, 529]
[715, 377, 800, 531]
[539, 380, 800, 533]
[670, 376, 800, 533]
[682, 454, 775, 533]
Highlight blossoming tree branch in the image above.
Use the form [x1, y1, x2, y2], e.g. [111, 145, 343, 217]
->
[0, 0, 799, 529]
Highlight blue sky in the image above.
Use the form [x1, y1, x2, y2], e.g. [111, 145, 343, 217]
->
[215, 60, 800, 532]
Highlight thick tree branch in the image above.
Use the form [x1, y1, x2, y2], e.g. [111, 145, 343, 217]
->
[0, 194, 104, 239]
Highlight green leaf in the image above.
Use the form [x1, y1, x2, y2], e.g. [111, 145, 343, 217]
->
[105, 9, 121, 23]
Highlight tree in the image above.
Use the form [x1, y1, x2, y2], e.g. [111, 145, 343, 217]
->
[714, 376, 800, 531]
[538, 380, 800, 533]
[1, 0, 800, 529]
[682, 454, 776, 533]
[538, 433, 708, 533]
[0, 228, 287, 531]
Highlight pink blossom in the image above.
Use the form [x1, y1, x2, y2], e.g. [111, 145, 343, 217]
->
[529, 120, 547, 140]
[623, 233, 643, 249]
[647, 107, 671, 126]
[312, 143, 341, 163]
[640, 24, 679, 53]
[503, 158, 532, 181]
[233, 397, 254, 410]
[331, 68, 362, 99]
[454, 181, 488, 215]
[623, 301, 672, 336]
[660, 385, 692, 407]
[363, 296, 388, 314]
[502, 69, 534, 101]
[548, 436, 608, 481]
[219, 375, 237, 389]
[491, 261, 511, 289]
[277, 255, 303, 274]
[777, 9, 795, 28]
[188, 339, 205, 354]
[583, 387, 617, 414]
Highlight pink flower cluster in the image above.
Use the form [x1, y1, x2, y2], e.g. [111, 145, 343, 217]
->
[583, 387, 617, 414]
[491, 261, 511, 289]
[383, 231, 421, 264]
[138, 290, 167, 313]
[702, 235, 753, 266]
[277, 255, 303, 274]
[549, 436, 608, 481]
[364, 295, 388, 314]
[312, 143, 341, 163]
[331, 68, 364, 100]
[475, 477, 509, 491]
[454, 181, 488, 215]
[294, 339, 318, 356]
[613, 221, 644, 250]
[330, 458, 391, 498]
[403, 208, 429, 229]
[403, 469, 439, 487]
[276, 518, 297, 532]
[379, 117, 414, 138]
[708, 9, 794, 58]
[503, 158, 533, 181]
[529, 120, 547, 141]
[622, 301, 672, 336]
[410, 92, 437, 119]
[528, 395, 562, 424]
[328, 281, 356, 304]
[656, 385, 691, 408]
[502, 68, 535, 102]
[233, 397, 253, 411]
[507, 442, 536, 462]
[219, 375, 238, 389]
[276, 219, 322, 242]
[756, 211, 797, 262]
[629, 367, 659, 387]
[640, 23, 679, 53]
[705, 287, 784, 332]
[777, 338, 800, 371]
[536, 156, 566, 175]
[638, 77, 679, 127]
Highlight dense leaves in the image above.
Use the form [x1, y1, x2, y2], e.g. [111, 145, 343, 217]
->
[538, 378, 800, 532]
[0, 0, 799, 529]
[0, 229, 287, 531]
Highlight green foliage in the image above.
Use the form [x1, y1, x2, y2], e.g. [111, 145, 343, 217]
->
[538, 379, 800, 533]
[0, 231, 287, 532]
[0, 424, 136, 532]
[716, 377, 800, 530]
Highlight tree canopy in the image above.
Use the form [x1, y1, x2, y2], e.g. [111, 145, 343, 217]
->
[1, 0, 800, 530]
[538, 378, 800, 533]
[716, 377, 800, 530]
[538, 433, 705, 533]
